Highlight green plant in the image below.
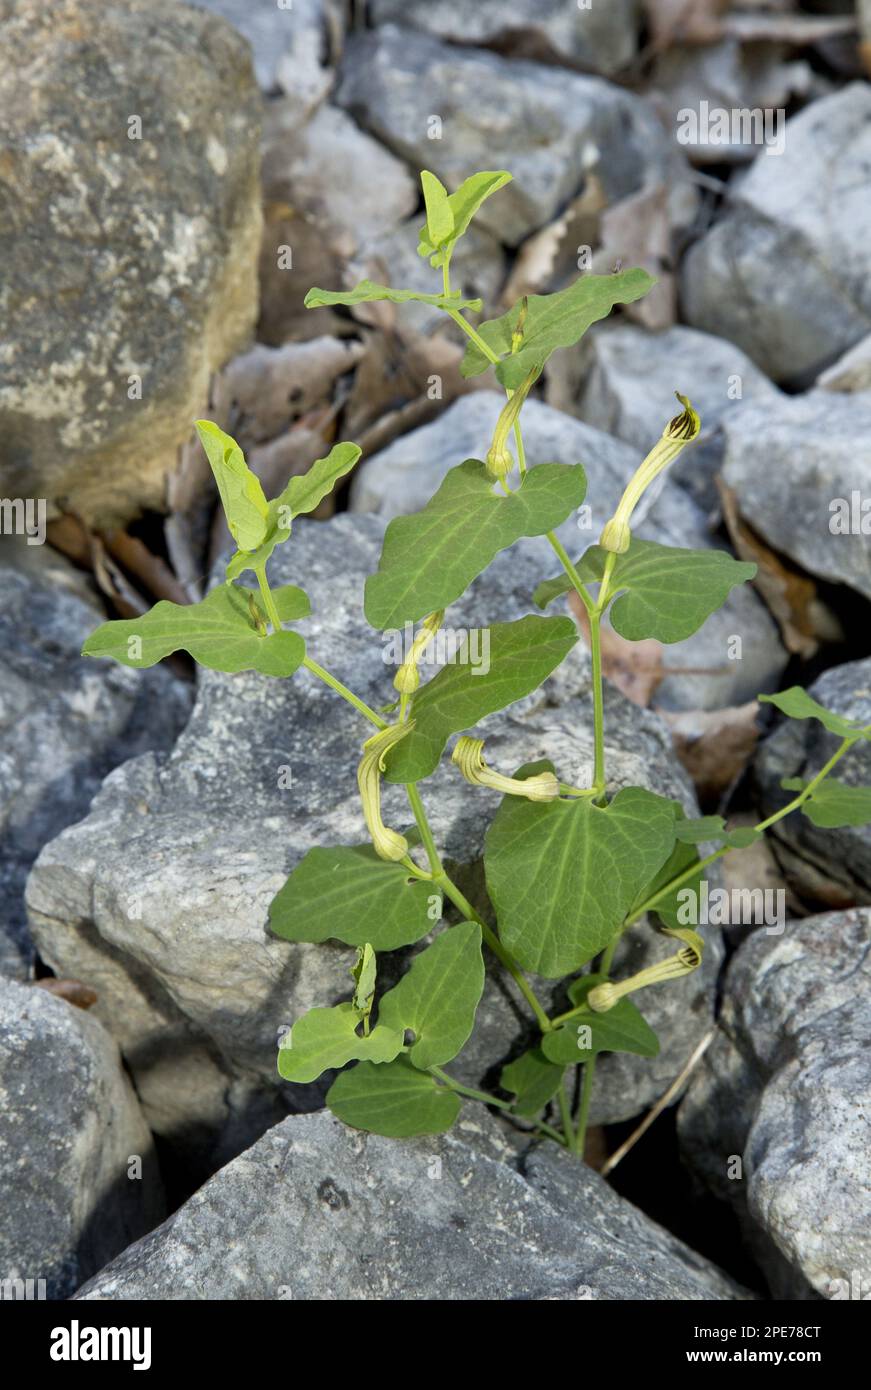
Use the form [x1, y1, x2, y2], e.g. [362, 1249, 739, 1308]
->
[83, 169, 871, 1156]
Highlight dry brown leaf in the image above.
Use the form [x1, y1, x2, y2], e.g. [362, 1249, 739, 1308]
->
[214, 338, 365, 446]
[500, 179, 609, 305]
[659, 701, 760, 802]
[718, 479, 842, 658]
[34, 978, 99, 1011]
[643, 0, 731, 49]
[569, 593, 665, 707]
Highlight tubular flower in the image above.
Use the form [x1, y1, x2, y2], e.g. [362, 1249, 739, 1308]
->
[393, 610, 444, 695]
[357, 722, 416, 861]
[485, 366, 539, 480]
[599, 393, 701, 554]
[451, 736, 560, 802]
[587, 928, 704, 1012]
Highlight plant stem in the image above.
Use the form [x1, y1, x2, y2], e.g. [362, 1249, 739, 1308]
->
[544, 531, 596, 618]
[255, 566, 388, 732]
[558, 1075, 577, 1153]
[429, 1066, 513, 1110]
[588, 607, 607, 801]
[573, 934, 620, 1159]
[447, 309, 500, 365]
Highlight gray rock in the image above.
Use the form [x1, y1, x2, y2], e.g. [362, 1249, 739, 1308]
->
[816, 332, 871, 392]
[369, 0, 640, 75]
[681, 84, 871, 384]
[679, 908, 871, 1299]
[262, 100, 417, 248]
[192, 0, 334, 107]
[0, 0, 262, 527]
[721, 391, 871, 603]
[336, 26, 691, 247]
[568, 324, 781, 511]
[0, 975, 164, 1300]
[648, 38, 812, 165]
[27, 510, 719, 1144]
[754, 658, 871, 903]
[75, 1110, 750, 1300]
[350, 392, 787, 711]
[0, 538, 191, 979]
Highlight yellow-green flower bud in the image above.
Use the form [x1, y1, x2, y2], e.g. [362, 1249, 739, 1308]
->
[357, 722, 415, 862]
[484, 365, 539, 481]
[392, 611, 444, 695]
[451, 736, 560, 801]
[599, 393, 701, 555]
[587, 928, 704, 1012]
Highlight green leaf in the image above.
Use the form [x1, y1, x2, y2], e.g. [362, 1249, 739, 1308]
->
[384, 616, 578, 784]
[351, 944, 377, 1024]
[542, 976, 659, 1064]
[461, 269, 656, 388]
[674, 815, 760, 850]
[82, 582, 309, 676]
[500, 1048, 565, 1118]
[269, 844, 440, 951]
[195, 420, 269, 551]
[485, 780, 677, 977]
[417, 169, 512, 268]
[378, 923, 484, 1070]
[781, 777, 871, 829]
[420, 169, 454, 249]
[629, 839, 703, 933]
[226, 442, 361, 580]
[535, 540, 757, 644]
[327, 1056, 461, 1137]
[278, 1003, 403, 1084]
[365, 459, 586, 629]
[304, 279, 482, 314]
[760, 688, 871, 741]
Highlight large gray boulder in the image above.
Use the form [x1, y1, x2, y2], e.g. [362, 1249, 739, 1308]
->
[192, 0, 335, 108]
[350, 392, 787, 711]
[721, 391, 871, 603]
[570, 324, 781, 511]
[0, 539, 191, 979]
[336, 26, 691, 247]
[0, 975, 164, 1300]
[27, 512, 720, 1151]
[75, 1110, 750, 1300]
[754, 658, 871, 904]
[369, 0, 640, 75]
[679, 908, 871, 1299]
[681, 84, 871, 385]
[0, 0, 262, 526]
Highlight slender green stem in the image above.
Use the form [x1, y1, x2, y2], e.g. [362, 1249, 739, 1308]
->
[302, 656, 387, 731]
[405, 781, 442, 877]
[558, 1076, 577, 1153]
[573, 934, 621, 1159]
[442, 257, 451, 300]
[429, 1066, 513, 1110]
[754, 737, 856, 832]
[513, 418, 527, 478]
[544, 531, 596, 619]
[254, 565, 283, 630]
[588, 608, 607, 800]
[447, 309, 500, 365]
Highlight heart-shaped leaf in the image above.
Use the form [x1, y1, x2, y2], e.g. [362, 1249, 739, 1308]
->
[761, 688, 871, 741]
[500, 1048, 565, 1118]
[378, 923, 484, 1070]
[384, 616, 578, 784]
[542, 975, 660, 1064]
[269, 844, 440, 951]
[365, 459, 586, 630]
[781, 777, 871, 828]
[327, 1056, 461, 1137]
[82, 583, 309, 676]
[461, 269, 656, 388]
[485, 774, 677, 977]
[536, 540, 757, 644]
[278, 1003, 403, 1084]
